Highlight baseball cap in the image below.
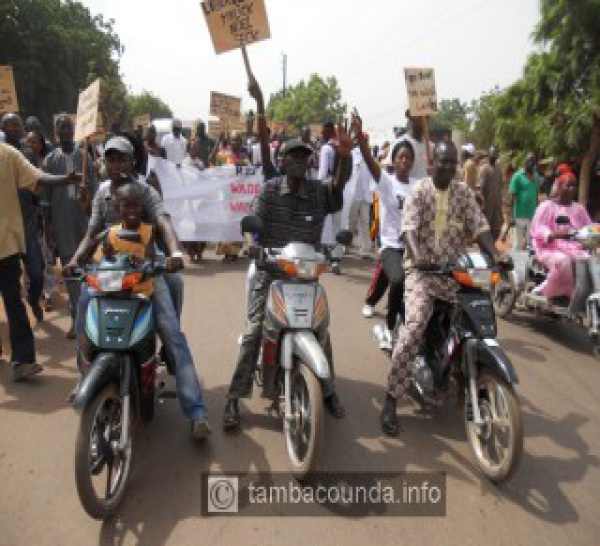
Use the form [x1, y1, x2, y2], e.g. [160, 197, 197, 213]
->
[281, 139, 313, 156]
[104, 136, 134, 156]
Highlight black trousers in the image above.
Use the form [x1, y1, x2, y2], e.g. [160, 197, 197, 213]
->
[380, 248, 405, 331]
[0, 254, 35, 364]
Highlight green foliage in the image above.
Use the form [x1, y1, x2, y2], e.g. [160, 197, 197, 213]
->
[0, 0, 125, 133]
[429, 98, 471, 137]
[125, 91, 173, 126]
[266, 74, 347, 131]
[468, 87, 502, 150]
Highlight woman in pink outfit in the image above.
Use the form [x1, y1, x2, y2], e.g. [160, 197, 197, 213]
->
[530, 173, 592, 298]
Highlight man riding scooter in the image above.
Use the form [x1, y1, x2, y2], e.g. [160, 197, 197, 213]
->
[64, 136, 211, 440]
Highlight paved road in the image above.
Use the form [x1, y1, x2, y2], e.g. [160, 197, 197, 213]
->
[1, 250, 599, 545]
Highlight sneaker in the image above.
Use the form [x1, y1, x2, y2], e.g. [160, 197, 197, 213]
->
[192, 418, 212, 440]
[362, 304, 374, 318]
[331, 262, 341, 275]
[12, 362, 43, 382]
[378, 327, 393, 351]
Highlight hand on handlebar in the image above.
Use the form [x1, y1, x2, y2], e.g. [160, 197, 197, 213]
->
[62, 263, 79, 278]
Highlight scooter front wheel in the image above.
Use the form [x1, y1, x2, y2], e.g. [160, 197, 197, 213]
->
[284, 362, 324, 480]
[465, 372, 523, 483]
[75, 383, 133, 519]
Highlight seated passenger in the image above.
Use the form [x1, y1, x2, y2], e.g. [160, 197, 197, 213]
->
[530, 173, 592, 299]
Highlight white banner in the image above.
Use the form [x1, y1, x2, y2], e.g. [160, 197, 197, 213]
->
[149, 157, 263, 242]
[148, 157, 353, 245]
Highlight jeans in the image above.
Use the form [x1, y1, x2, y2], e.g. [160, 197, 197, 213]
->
[75, 273, 206, 421]
[22, 231, 44, 305]
[0, 254, 35, 364]
[513, 218, 531, 251]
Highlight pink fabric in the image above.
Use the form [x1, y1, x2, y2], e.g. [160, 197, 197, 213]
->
[530, 200, 591, 297]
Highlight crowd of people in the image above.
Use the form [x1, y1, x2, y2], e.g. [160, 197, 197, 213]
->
[1, 68, 598, 437]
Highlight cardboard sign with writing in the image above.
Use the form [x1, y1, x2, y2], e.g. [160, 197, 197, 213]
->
[201, 0, 271, 54]
[404, 67, 438, 117]
[74, 79, 102, 141]
[208, 120, 227, 139]
[0, 66, 19, 114]
[210, 91, 241, 121]
[133, 114, 152, 129]
[270, 120, 290, 135]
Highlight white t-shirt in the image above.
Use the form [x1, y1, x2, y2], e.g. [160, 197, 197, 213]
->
[346, 146, 374, 203]
[251, 142, 261, 166]
[376, 170, 418, 251]
[161, 133, 188, 165]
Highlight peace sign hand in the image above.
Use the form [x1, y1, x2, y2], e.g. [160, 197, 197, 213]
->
[351, 108, 364, 141]
[336, 118, 353, 157]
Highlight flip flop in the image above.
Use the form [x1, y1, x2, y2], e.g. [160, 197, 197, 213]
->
[12, 362, 44, 382]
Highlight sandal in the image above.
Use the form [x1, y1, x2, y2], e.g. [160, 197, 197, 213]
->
[12, 362, 44, 382]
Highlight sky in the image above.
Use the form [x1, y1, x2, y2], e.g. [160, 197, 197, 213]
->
[79, 0, 541, 141]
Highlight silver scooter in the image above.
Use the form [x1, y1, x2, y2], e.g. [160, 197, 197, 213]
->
[242, 216, 352, 479]
[493, 217, 600, 357]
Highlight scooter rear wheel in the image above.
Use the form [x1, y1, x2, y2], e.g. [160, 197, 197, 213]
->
[284, 362, 324, 480]
[75, 383, 133, 519]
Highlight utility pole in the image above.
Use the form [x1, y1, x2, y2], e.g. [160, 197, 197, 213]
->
[282, 53, 287, 96]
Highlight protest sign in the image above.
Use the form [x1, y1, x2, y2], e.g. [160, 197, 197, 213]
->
[404, 67, 438, 117]
[147, 157, 263, 241]
[201, 0, 271, 54]
[0, 66, 19, 114]
[74, 78, 102, 141]
[210, 91, 242, 121]
[270, 120, 290, 134]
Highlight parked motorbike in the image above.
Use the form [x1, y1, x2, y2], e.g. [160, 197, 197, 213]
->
[492, 218, 600, 358]
[376, 253, 523, 483]
[70, 230, 166, 519]
[242, 216, 352, 479]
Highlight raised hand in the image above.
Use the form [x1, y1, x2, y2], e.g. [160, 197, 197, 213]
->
[351, 108, 363, 138]
[336, 118, 353, 157]
[248, 73, 263, 103]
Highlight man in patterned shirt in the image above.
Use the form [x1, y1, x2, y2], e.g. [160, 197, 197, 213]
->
[381, 141, 498, 436]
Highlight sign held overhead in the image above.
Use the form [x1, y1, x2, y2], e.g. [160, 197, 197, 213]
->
[74, 78, 102, 142]
[0, 66, 19, 114]
[404, 67, 438, 117]
[201, 0, 271, 54]
[210, 91, 242, 121]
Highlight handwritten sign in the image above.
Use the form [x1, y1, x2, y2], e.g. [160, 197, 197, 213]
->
[201, 0, 271, 54]
[404, 67, 438, 117]
[0, 66, 19, 114]
[210, 91, 241, 121]
[133, 114, 151, 129]
[208, 118, 246, 139]
[74, 79, 102, 141]
[270, 120, 290, 135]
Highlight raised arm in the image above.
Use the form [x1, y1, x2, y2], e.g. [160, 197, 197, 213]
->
[248, 73, 277, 179]
[351, 108, 381, 182]
[331, 120, 353, 193]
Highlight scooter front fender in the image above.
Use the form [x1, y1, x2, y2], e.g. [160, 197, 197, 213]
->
[72, 352, 121, 412]
[466, 338, 519, 384]
[284, 330, 331, 380]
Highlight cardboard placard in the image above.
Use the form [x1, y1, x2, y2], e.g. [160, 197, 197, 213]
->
[404, 67, 438, 117]
[207, 118, 246, 139]
[210, 91, 241, 121]
[74, 79, 102, 141]
[201, 0, 271, 54]
[308, 123, 322, 139]
[133, 114, 152, 129]
[0, 65, 19, 114]
[270, 120, 290, 134]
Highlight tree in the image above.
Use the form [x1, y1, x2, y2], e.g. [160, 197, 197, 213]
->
[125, 91, 173, 127]
[0, 0, 125, 135]
[429, 98, 471, 140]
[489, 0, 600, 204]
[469, 86, 503, 150]
[266, 74, 347, 131]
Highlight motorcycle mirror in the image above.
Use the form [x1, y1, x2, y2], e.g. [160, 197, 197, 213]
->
[556, 215, 571, 225]
[241, 215, 264, 235]
[116, 230, 143, 244]
[335, 230, 353, 246]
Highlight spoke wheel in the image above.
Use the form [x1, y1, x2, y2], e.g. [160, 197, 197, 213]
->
[465, 372, 523, 483]
[75, 384, 132, 519]
[284, 363, 323, 480]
